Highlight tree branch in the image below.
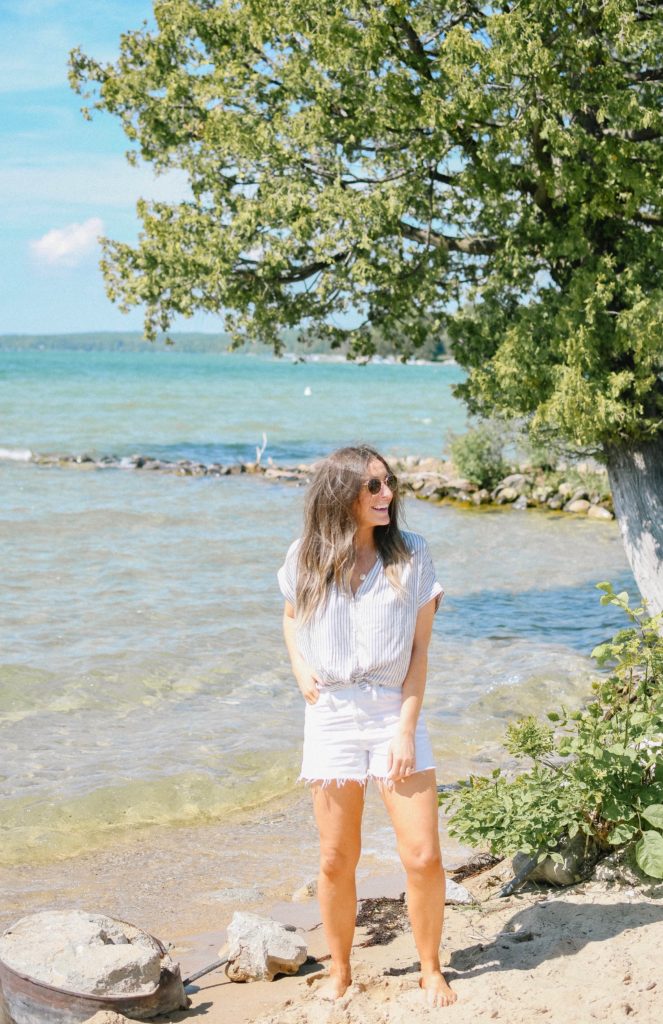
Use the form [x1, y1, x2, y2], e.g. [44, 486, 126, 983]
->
[431, 168, 460, 186]
[627, 68, 663, 83]
[236, 250, 349, 284]
[395, 17, 435, 81]
[398, 221, 497, 255]
[604, 127, 663, 142]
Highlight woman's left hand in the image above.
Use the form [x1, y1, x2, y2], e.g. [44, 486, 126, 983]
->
[387, 730, 416, 782]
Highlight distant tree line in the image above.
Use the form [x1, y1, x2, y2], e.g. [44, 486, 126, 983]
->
[0, 330, 449, 359]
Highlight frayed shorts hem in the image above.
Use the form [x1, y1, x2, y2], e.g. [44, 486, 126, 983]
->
[298, 765, 436, 789]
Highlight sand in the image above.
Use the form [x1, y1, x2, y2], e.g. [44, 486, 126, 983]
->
[2, 810, 662, 1023]
[155, 859, 663, 1024]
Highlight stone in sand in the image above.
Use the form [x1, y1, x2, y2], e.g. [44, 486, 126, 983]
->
[292, 878, 318, 902]
[445, 879, 474, 905]
[225, 912, 307, 982]
[0, 910, 165, 996]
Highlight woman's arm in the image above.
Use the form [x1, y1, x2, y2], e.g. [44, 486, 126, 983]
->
[282, 602, 321, 704]
[387, 597, 437, 781]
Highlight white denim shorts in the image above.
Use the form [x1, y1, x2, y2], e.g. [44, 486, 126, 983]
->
[299, 683, 436, 785]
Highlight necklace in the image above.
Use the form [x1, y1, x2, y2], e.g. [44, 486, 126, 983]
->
[359, 573, 367, 581]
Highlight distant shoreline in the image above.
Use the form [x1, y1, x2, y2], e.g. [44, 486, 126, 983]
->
[0, 333, 453, 364]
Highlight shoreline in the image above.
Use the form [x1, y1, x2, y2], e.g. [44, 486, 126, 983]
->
[0, 786, 472, 944]
[1, 447, 615, 521]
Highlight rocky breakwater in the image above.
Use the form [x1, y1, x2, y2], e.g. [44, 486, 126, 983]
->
[16, 449, 614, 519]
[390, 455, 615, 521]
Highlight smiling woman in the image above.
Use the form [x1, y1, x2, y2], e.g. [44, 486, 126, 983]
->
[278, 444, 456, 1008]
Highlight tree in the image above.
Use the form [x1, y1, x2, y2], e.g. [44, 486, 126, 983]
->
[70, 0, 663, 611]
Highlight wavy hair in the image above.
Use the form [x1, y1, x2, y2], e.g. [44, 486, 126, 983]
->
[296, 445, 411, 623]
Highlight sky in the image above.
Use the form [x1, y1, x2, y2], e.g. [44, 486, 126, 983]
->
[0, 0, 219, 335]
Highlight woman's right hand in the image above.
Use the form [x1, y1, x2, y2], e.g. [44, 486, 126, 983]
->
[294, 663, 321, 704]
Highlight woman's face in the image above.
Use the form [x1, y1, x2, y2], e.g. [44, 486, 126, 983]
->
[353, 458, 394, 531]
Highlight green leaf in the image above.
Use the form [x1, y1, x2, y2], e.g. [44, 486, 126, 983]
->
[641, 805, 663, 830]
[607, 822, 636, 845]
[635, 831, 663, 879]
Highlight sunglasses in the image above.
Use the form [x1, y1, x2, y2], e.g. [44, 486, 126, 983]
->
[364, 474, 397, 494]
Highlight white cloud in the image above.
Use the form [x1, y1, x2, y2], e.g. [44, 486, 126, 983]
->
[30, 216, 104, 266]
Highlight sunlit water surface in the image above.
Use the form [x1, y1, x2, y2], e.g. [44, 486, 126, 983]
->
[0, 349, 633, 871]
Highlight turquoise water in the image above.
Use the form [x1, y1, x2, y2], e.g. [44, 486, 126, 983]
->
[0, 349, 468, 462]
[0, 348, 633, 867]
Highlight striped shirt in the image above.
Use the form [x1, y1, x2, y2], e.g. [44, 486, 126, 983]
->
[277, 531, 443, 691]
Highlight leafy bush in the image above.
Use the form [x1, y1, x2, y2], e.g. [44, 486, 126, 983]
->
[443, 584, 663, 878]
[447, 421, 511, 489]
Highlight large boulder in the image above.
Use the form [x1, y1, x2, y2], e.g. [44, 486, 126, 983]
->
[0, 911, 169, 997]
[225, 913, 307, 983]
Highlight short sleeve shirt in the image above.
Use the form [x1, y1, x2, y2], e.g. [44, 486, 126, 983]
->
[277, 531, 443, 691]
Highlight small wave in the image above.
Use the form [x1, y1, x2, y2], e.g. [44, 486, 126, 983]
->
[0, 447, 32, 462]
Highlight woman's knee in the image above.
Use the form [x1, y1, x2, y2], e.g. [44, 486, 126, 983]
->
[400, 844, 443, 877]
[319, 844, 360, 879]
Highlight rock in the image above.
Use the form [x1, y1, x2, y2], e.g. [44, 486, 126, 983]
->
[496, 486, 519, 503]
[472, 488, 491, 505]
[513, 835, 601, 886]
[588, 504, 614, 520]
[445, 879, 474, 905]
[547, 496, 564, 510]
[418, 480, 444, 499]
[499, 473, 530, 490]
[564, 498, 591, 513]
[444, 477, 475, 492]
[225, 912, 307, 982]
[512, 494, 529, 510]
[593, 846, 663, 896]
[532, 485, 553, 503]
[0, 911, 167, 997]
[570, 488, 590, 502]
[558, 481, 575, 497]
[292, 879, 318, 902]
[410, 477, 426, 491]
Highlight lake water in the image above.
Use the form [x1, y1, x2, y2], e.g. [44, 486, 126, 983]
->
[0, 348, 633, 869]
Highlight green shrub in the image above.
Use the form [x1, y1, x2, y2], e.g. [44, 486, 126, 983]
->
[442, 584, 663, 877]
[447, 421, 511, 490]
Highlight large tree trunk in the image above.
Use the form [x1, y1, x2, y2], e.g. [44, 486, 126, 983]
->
[604, 438, 663, 619]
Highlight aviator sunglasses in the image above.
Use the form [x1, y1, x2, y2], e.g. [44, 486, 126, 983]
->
[363, 473, 398, 494]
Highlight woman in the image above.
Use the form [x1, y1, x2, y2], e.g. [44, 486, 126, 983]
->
[278, 445, 456, 1008]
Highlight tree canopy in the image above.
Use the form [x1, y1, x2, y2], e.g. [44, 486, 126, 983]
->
[71, 0, 663, 451]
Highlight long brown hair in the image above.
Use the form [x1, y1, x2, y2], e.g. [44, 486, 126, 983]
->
[296, 445, 411, 622]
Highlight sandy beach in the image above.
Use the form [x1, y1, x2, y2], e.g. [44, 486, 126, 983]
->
[3, 823, 663, 1024]
[161, 859, 663, 1024]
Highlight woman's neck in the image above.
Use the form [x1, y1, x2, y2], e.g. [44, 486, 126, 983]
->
[354, 526, 376, 553]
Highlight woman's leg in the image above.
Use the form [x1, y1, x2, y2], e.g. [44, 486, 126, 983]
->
[379, 770, 457, 1007]
[311, 780, 365, 999]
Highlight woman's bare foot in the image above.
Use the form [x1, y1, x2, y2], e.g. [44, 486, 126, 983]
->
[316, 966, 352, 1001]
[419, 971, 457, 1008]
